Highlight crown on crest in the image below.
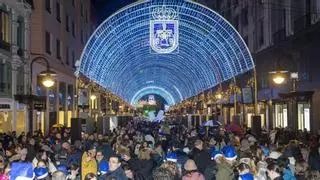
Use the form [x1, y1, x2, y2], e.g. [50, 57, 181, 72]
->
[152, 6, 177, 20]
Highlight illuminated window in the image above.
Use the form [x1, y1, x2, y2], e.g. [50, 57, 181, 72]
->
[298, 103, 310, 131]
[0, 10, 10, 50]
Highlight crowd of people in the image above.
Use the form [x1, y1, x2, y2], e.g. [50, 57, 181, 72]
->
[0, 119, 319, 180]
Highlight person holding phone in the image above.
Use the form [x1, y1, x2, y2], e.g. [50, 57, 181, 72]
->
[81, 145, 97, 180]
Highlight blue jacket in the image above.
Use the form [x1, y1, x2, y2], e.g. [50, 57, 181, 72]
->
[283, 168, 296, 180]
[239, 173, 254, 180]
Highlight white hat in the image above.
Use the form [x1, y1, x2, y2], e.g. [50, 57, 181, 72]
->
[269, 151, 282, 160]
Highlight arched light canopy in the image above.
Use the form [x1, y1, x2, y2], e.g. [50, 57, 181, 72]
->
[79, 0, 254, 106]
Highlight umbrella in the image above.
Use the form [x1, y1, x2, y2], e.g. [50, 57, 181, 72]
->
[226, 123, 243, 136]
[203, 120, 222, 127]
[52, 124, 65, 128]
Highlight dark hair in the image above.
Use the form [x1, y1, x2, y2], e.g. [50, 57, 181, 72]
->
[84, 172, 97, 180]
[238, 163, 250, 172]
[267, 162, 282, 175]
[122, 163, 131, 171]
[109, 154, 120, 162]
[153, 167, 175, 180]
[277, 156, 289, 169]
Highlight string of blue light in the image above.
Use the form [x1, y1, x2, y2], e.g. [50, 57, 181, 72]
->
[79, 0, 254, 106]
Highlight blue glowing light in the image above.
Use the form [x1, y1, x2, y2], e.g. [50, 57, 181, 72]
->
[79, 0, 254, 106]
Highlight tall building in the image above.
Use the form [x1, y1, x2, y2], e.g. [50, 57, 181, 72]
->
[0, 0, 33, 134]
[198, 0, 320, 132]
[29, 0, 96, 133]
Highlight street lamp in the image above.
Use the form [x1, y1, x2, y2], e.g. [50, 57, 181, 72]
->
[269, 70, 298, 92]
[215, 92, 223, 100]
[30, 57, 56, 93]
[29, 56, 56, 133]
[270, 71, 288, 85]
[273, 75, 286, 84]
[90, 94, 97, 100]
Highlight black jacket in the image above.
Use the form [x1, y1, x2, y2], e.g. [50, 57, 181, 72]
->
[204, 160, 217, 180]
[103, 166, 128, 180]
[190, 148, 211, 174]
[138, 159, 154, 180]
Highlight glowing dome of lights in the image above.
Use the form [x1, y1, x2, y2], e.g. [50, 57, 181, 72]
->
[79, 0, 254, 106]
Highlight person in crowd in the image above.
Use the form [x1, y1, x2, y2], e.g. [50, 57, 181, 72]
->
[52, 170, 67, 180]
[34, 167, 50, 180]
[161, 156, 181, 180]
[0, 163, 10, 180]
[169, 142, 189, 173]
[182, 159, 205, 180]
[26, 138, 37, 162]
[96, 150, 107, 169]
[103, 155, 127, 179]
[97, 160, 108, 179]
[216, 145, 237, 180]
[277, 156, 296, 180]
[189, 139, 211, 174]
[153, 167, 175, 180]
[151, 142, 165, 167]
[81, 145, 97, 180]
[267, 163, 283, 180]
[308, 145, 320, 171]
[204, 150, 222, 180]
[84, 172, 97, 180]
[33, 150, 57, 174]
[137, 147, 154, 179]
[238, 163, 254, 180]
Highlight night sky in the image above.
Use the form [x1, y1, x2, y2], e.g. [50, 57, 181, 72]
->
[92, 0, 136, 24]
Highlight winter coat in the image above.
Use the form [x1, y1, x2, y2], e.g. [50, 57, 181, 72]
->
[283, 168, 296, 180]
[239, 173, 254, 180]
[103, 166, 128, 180]
[215, 162, 234, 180]
[308, 149, 320, 171]
[32, 157, 57, 174]
[81, 152, 97, 180]
[174, 150, 189, 171]
[203, 161, 217, 180]
[139, 159, 155, 180]
[190, 148, 211, 173]
[65, 149, 83, 166]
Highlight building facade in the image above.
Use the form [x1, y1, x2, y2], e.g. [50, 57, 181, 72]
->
[198, 0, 320, 132]
[28, 0, 95, 133]
[0, 0, 32, 134]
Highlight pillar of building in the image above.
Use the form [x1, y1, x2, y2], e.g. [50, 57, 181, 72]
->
[64, 83, 68, 126]
[10, 9, 19, 132]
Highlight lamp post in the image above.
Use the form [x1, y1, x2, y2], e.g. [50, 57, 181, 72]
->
[270, 70, 298, 91]
[29, 56, 56, 133]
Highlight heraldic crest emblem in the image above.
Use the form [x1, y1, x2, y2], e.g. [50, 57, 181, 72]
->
[150, 6, 179, 54]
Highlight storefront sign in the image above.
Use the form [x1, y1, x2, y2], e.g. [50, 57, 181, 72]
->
[33, 96, 46, 111]
[242, 87, 253, 104]
[34, 103, 46, 110]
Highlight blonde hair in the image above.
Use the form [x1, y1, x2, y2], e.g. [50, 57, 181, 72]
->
[138, 150, 151, 160]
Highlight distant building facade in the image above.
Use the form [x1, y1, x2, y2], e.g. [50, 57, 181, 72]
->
[198, 0, 320, 132]
[28, 0, 96, 133]
[0, 0, 32, 134]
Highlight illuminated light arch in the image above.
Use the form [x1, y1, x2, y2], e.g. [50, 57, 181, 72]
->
[131, 86, 176, 106]
[79, 0, 254, 106]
